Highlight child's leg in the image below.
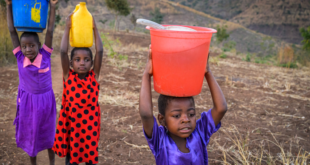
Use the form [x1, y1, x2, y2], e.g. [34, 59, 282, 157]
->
[29, 156, 37, 165]
[65, 154, 97, 165]
[65, 154, 71, 165]
[48, 148, 55, 165]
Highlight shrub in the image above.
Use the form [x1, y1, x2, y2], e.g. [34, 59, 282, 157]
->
[300, 26, 310, 50]
[219, 53, 227, 58]
[150, 8, 164, 24]
[216, 24, 229, 43]
[245, 53, 251, 62]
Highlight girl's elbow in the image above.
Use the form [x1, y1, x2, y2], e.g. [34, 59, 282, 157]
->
[60, 50, 68, 56]
[46, 29, 54, 34]
[97, 50, 104, 56]
[216, 104, 227, 114]
[9, 28, 16, 33]
[139, 109, 153, 120]
[221, 104, 228, 113]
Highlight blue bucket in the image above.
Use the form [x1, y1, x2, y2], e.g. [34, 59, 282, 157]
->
[12, 0, 50, 33]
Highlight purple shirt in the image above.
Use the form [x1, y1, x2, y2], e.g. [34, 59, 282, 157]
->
[144, 110, 221, 165]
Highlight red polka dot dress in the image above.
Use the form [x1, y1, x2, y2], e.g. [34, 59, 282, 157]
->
[53, 69, 100, 164]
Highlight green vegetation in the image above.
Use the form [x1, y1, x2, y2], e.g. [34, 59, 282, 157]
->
[277, 63, 297, 68]
[219, 53, 227, 58]
[101, 32, 128, 61]
[0, 1, 15, 66]
[105, 0, 131, 31]
[0, 0, 5, 8]
[150, 8, 164, 24]
[223, 41, 236, 52]
[300, 26, 310, 50]
[253, 55, 274, 65]
[216, 24, 229, 43]
[243, 53, 252, 62]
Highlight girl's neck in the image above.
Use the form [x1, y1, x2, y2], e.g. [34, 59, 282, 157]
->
[30, 54, 38, 63]
[77, 73, 88, 80]
[169, 132, 190, 153]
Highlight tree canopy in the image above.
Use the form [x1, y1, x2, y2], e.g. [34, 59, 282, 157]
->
[105, 0, 130, 16]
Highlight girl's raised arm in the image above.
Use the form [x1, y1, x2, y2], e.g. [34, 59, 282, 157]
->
[44, 0, 58, 48]
[60, 14, 72, 81]
[92, 17, 104, 80]
[139, 48, 154, 138]
[205, 53, 227, 126]
[6, 0, 20, 49]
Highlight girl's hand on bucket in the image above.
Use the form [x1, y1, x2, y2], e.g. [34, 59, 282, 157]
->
[92, 16, 97, 29]
[5, 0, 12, 5]
[205, 52, 211, 74]
[144, 45, 153, 76]
[50, 0, 58, 6]
[65, 13, 74, 28]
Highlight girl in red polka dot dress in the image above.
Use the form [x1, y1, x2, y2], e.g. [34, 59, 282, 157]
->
[53, 13, 103, 165]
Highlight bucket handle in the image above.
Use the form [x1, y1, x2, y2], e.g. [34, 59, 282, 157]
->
[34, 2, 41, 10]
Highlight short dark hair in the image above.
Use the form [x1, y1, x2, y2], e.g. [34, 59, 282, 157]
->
[20, 32, 40, 43]
[158, 94, 195, 115]
[70, 47, 93, 60]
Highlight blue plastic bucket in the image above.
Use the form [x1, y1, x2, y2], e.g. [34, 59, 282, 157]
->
[12, 0, 50, 33]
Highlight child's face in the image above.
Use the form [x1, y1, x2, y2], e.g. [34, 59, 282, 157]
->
[20, 36, 40, 60]
[71, 50, 93, 74]
[159, 98, 196, 139]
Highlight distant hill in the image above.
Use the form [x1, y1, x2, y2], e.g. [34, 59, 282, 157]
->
[169, 0, 310, 44]
[58, 0, 282, 56]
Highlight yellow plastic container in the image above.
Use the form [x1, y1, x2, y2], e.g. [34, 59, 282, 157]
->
[70, 2, 93, 47]
[70, 4, 80, 46]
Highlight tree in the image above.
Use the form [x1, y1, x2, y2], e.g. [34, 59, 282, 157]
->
[130, 14, 137, 32]
[150, 7, 164, 24]
[105, 0, 130, 31]
[0, 0, 5, 8]
[300, 26, 310, 50]
[216, 24, 229, 43]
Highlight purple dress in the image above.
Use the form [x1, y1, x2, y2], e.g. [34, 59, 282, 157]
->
[13, 45, 57, 157]
[144, 110, 221, 165]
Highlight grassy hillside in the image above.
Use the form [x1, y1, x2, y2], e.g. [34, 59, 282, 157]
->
[169, 0, 310, 44]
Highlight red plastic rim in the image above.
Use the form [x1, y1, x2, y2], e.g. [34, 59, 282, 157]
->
[146, 25, 217, 34]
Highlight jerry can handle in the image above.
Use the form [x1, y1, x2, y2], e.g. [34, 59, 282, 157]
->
[34, 2, 41, 10]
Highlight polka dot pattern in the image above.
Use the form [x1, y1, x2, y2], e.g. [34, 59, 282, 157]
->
[53, 70, 100, 164]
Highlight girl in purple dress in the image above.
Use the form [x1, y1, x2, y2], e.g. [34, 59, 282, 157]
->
[6, 0, 58, 164]
[139, 47, 227, 165]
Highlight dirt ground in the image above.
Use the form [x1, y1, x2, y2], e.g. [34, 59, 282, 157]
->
[0, 32, 310, 165]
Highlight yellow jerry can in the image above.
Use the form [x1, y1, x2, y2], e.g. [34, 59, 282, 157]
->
[70, 2, 93, 47]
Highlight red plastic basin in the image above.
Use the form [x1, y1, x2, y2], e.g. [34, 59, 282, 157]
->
[147, 25, 217, 97]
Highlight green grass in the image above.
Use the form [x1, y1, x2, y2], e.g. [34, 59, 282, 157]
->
[219, 53, 227, 58]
